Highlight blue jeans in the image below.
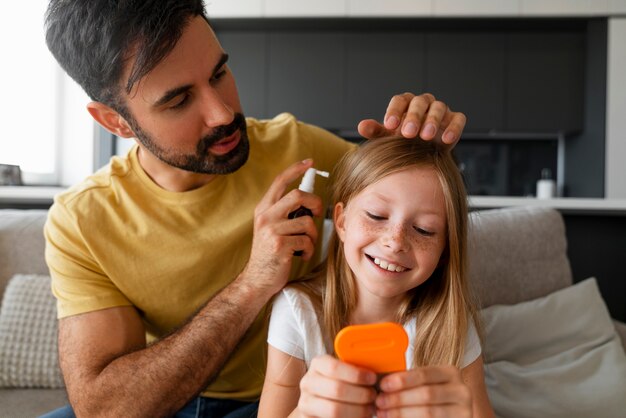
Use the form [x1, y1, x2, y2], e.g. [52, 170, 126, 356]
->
[39, 397, 258, 418]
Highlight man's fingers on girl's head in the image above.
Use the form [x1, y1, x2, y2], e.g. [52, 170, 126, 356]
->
[384, 92, 417, 130]
[398, 94, 433, 138]
[442, 112, 467, 145]
[418, 100, 448, 140]
[357, 119, 387, 139]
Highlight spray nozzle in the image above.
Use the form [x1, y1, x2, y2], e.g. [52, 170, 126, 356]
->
[541, 168, 553, 180]
[299, 168, 329, 193]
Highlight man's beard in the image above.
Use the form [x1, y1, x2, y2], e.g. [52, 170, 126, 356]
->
[127, 112, 250, 175]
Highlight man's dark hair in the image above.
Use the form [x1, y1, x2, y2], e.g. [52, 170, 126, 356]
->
[45, 0, 208, 110]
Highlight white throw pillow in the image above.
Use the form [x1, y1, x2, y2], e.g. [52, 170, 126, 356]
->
[0, 274, 64, 388]
[481, 277, 626, 418]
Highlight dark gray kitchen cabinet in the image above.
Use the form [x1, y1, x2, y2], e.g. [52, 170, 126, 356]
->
[267, 32, 346, 128]
[506, 31, 585, 132]
[218, 31, 269, 119]
[213, 18, 605, 197]
[425, 32, 506, 132]
[344, 32, 425, 130]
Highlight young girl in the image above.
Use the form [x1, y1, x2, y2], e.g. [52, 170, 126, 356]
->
[259, 137, 494, 418]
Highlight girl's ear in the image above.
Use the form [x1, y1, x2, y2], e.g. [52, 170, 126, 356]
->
[333, 202, 346, 242]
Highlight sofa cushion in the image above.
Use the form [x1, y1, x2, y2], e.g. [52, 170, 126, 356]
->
[468, 207, 573, 308]
[0, 274, 64, 388]
[481, 277, 626, 418]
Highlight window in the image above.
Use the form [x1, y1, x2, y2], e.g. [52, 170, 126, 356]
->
[0, 1, 94, 187]
[0, 1, 59, 183]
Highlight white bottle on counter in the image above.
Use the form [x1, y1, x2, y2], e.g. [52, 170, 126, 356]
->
[536, 168, 556, 199]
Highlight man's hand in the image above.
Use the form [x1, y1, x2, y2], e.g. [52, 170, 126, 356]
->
[296, 355, 377, 418]
[375, 365, 473, 418]
[358, 92, 467, 146]
[241, 159, 323, 297]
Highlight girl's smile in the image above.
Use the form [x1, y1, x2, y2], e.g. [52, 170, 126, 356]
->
[334, 165, 447, 310]
[367, 254, 409, 273]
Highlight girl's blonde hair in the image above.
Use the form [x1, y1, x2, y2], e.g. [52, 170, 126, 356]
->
[293, 137, 476, 367]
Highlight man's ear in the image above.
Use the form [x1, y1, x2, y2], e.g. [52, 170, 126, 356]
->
[86, 102, 136, 138]
[333, 202, 346, 242]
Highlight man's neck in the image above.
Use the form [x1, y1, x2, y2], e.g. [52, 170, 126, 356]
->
[136, 146, 216, 192]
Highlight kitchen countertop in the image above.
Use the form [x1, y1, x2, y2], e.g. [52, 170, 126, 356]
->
[3, 186, 626, 215]
[470, 196, 626, 215]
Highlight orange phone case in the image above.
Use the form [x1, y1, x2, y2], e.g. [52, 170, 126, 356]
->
[334, 322, 409, 373]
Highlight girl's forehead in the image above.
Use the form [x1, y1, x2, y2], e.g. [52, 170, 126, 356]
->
[348, 166, 445, 213]
[360, 166, 439, 194]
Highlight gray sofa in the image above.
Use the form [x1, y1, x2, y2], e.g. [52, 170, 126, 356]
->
[0, 207, 625, 417]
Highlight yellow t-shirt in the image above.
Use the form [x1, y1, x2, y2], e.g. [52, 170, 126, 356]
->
[44, 113, 355, 401]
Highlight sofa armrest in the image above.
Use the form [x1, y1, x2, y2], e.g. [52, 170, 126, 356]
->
[613, 320, 626, 352]
[0, 209, 50, 302]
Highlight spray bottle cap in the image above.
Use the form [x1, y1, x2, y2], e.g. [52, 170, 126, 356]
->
[299, 168, 329, 193]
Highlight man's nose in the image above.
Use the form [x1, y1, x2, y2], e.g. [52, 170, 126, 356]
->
[200, 88, 234, 128]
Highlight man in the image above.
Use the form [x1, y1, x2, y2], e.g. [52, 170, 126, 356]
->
[42, 1, 466, 417]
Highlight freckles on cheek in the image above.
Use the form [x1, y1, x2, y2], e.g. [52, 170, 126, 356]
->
[410, 235, 445, 254]
[354, 217, 383, 236]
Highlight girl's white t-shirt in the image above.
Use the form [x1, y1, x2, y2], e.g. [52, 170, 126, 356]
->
[268, 287, 482, 369]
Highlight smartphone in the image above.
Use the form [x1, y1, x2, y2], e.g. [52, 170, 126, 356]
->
[334, 322, 409, 374]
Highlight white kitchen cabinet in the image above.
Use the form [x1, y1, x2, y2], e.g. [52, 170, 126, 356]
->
[433, 0, 519, 16]
[264, 0, 347, 16]
[205, 0, 263, 17]
[609, 0, 626, 13]
[206, 0, 626, 18]
[521, 0, 609, 16]
[348, 0, 432, 16]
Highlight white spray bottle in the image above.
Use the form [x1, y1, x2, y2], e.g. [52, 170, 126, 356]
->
[288, 168, 329, 256]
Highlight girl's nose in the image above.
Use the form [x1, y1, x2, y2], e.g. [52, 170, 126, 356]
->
[383, 224, 410, 253]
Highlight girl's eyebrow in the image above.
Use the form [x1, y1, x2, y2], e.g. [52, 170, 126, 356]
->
[369, 191, 391, 203]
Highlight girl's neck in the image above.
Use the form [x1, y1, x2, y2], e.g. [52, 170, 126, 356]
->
[350, 294, 403, 325]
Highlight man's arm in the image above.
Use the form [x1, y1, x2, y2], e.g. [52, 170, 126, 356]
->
[59, 159, 322, 418]
[60, 276, 271, 417]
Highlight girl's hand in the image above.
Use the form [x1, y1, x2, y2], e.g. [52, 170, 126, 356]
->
[296, 355, 378, 418]
[375, 365, 473, 418]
